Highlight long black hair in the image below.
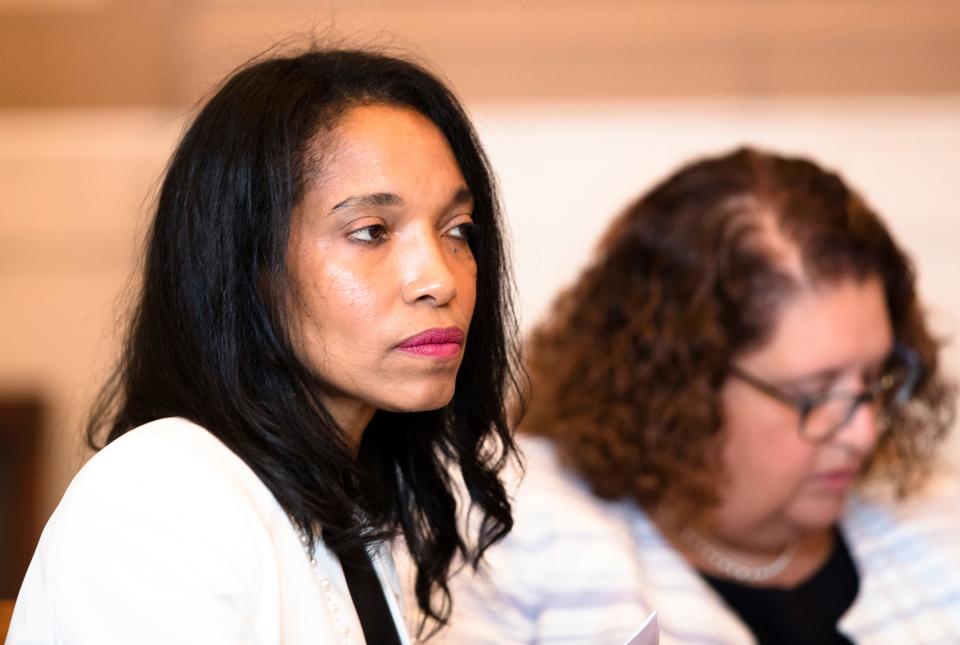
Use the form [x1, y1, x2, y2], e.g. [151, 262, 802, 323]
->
[87, 49, 523, 632]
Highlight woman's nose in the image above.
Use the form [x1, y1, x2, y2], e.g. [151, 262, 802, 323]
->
[834, 400, 882, 454]
[400, 232, 457, 307]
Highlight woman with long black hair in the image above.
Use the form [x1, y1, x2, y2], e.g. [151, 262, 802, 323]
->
[9, 48, 522, 644]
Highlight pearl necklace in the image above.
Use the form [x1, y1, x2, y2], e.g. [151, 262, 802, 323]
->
[681, 528, 799, 583]
[294, 521, 353, 643]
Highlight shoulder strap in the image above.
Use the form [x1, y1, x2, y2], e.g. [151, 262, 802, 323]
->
[338, 543, 403, 645]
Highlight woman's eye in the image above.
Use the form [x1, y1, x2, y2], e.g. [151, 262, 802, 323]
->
[447, 221, 475, 240]
[783, 380, 831, 402]
[348, 224, 388, 243]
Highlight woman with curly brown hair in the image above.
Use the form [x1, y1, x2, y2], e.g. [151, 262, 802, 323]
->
[441, 147, 960, 644]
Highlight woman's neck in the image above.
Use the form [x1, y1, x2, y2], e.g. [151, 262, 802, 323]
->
[654, 511, 837, 587]
[319, 394, 376, 456]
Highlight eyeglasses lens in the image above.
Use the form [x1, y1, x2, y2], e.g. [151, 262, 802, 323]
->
[800, 356, 918, 441]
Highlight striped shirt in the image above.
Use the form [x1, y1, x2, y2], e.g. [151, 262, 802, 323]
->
[439, 436, 960, 644]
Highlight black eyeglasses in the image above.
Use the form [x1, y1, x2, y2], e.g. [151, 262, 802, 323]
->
[728, 343, 922, 443]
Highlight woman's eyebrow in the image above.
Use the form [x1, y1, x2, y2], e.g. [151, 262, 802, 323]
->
[330, 192, 404, 213]
[330, 188, 473, 215]
[449, 187, 473, 207]
[783, 346, 895, 390]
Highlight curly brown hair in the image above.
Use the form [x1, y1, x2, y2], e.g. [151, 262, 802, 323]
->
[521, 147, 956, 519]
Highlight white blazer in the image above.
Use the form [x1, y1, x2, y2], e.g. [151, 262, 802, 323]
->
[7, 417, 412, 645]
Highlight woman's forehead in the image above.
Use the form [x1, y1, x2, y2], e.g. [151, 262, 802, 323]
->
[738, 276, 893, 377]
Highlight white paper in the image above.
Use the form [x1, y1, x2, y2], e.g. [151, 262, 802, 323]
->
[623, 611, 658, 645]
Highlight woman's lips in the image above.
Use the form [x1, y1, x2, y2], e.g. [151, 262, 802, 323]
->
[812, 469, 858, 492]
[396, 327, 465, 358]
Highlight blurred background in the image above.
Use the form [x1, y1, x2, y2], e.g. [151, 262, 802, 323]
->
[1, 0, 959, 598]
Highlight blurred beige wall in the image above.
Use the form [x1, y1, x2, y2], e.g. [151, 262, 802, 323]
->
[3, 0, 960, 107]
[1, 0, 959, 564]
[0, 110, 180, 530]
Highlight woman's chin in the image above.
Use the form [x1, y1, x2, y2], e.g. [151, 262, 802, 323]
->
[790, 495, 851, 532]
[377, 384, 457, 414]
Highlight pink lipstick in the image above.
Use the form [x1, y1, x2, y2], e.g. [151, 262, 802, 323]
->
[813, 469, 858, 493]
[397, 327, 465, 358]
